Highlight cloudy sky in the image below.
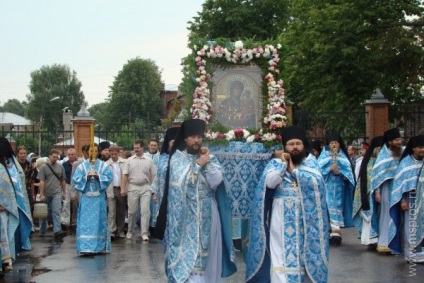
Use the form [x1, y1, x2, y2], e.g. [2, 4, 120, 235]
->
[0, 0, 204, 107]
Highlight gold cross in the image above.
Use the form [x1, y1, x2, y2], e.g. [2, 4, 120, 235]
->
[293, 181, 298, 191]
[190, 172, 196, 184]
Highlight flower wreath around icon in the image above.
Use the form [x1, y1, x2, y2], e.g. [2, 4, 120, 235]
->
[189, 39, 287, 148]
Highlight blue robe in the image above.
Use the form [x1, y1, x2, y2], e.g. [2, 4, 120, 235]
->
[0, 162, 20, 263]
[8, 158, 33, 252]
[246, 155, 329, 283]
[73, 159, 113, 255]
[164, 150, 236, 283]
[150, 153, 168, 227]
[388, 155, 423, 254]
[352, 157, 379, 243]
[370, 144, 400, 192]
[145, 152, 160, 168]
[413, 165, 424, 254]
[318, 146, 355, 228]
[370, 144, 402, 250]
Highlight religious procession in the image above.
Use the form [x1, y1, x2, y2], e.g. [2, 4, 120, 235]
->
[1, 113, 424, 282]
[2, 1, 424, 283]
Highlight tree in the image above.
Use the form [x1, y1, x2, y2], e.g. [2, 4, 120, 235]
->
[26, 64, 85, 131]
[181, 0, 291, 116]
[284, 0, 424, 131]
[88, 102, 109, 127]
[188, 0, 290, 42]
[0, 99, 26, 116]
[107, 58, 163, 131]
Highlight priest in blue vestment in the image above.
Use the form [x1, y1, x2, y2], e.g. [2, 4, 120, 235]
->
[352, 136, 384, 247]
[150, 127, 179, 228]
[388, 135, 424, 260]
[370, 128, 403, 253]
[0, 138, 32, 273]
[246, 126, 329, 283]
[318, 132, 355, 245]
[73, 143, 113, 256]
[155, 119, 236, 283]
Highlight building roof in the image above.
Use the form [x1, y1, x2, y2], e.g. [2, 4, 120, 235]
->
[0, 112, 32, 125]
[54, 136, 114, 146]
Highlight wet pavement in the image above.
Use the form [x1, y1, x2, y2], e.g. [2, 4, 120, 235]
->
[2, 227, 424, 283]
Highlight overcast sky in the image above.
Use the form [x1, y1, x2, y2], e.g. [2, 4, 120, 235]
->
[0, 0, 204, 107]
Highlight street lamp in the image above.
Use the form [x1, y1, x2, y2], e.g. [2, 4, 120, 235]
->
[38, 96, 60, 156]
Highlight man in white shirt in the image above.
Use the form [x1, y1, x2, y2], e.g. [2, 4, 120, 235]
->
[105, 145, 127, 239]
[121, 140, 156, 241]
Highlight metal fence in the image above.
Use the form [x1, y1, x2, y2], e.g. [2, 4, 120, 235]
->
[0, 124, 163, 156]
[292, 108, 367, 146]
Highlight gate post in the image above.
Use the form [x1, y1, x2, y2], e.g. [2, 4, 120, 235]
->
[365, 88, 390, 141]
[72, 102, 95, 158]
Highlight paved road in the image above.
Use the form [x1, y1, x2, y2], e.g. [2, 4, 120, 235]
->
[2, 227, 424, 283]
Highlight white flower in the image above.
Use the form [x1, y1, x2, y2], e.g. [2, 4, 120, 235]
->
[277, 43, 282, 49]
[203, 45, 209, 50]
[246, 135, 255, 143]
[243, 129, 250, 138]
[193, 45, 198, 50]
[225, 130, 235, 141]
[234, 40, 243, 49]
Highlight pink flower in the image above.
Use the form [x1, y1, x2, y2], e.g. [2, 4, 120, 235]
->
[195, 56, 202, 62]
[217, 133, 225, 139]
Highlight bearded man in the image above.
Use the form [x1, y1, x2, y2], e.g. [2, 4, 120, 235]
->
[156, 119, 236, 283]
[370, 128, 403, 253]
[246, 126, 329, 283]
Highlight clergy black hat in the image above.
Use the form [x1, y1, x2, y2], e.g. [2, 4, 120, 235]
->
[383, 128, 401, 143]
[99, 141, 111, 151]
[411, 135, 424, 148]
[400, 135, 424, 161]
[325, 132, 342, 144]
[170, 119, 206, 154]
[281, 126, 308, 148]
[160, 127, 180, 154]
[325, 131, 349, 158]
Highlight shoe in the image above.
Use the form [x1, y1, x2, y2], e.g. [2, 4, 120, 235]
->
[142, 234, 149, 241]
[61, 223, 69, 232]
[329, 236, 342, 246]
[126, 232, 132, 239]
[377, 246, 391, 253]
[118, 232, 125, 238]
[54, 230, 68, 240]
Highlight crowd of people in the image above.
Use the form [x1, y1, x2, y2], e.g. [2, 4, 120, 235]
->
[1, 121, 423, 282]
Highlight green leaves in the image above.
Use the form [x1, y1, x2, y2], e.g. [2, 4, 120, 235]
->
[105, 58, 163, 131]
[26, 64, 84, 131]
